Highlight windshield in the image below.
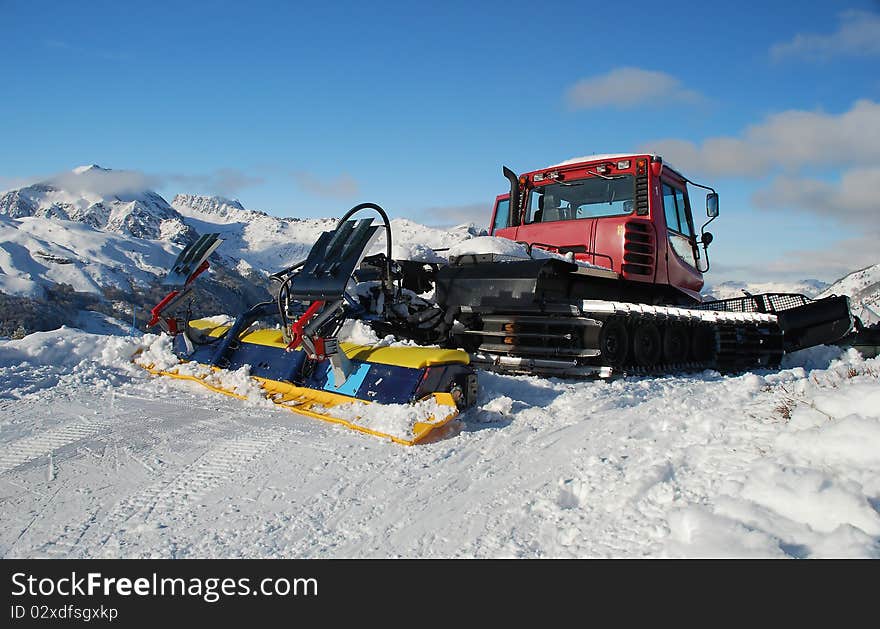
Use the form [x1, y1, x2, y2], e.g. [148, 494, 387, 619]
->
[526, 175, 635, 223]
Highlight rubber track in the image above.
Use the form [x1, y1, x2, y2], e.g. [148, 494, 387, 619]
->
[461, 299, 783, 377]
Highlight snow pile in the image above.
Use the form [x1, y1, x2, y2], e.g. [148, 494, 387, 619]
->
[133, 334, 270, 406]
[322, 395, 454, 442]
[197, 314, 236, 327]
[132, 333, 180, 371]
[446, 236, 532, 260]
[446, 236, 610, 270]
[661, 351, 880, 558]
[0, 327, 137, 370]
[338, 320, 382, 345]
[0, 327, 147, 398]
[390, 243, 446, 264]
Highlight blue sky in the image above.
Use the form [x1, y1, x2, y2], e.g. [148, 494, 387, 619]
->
[2, 0, 879, 283]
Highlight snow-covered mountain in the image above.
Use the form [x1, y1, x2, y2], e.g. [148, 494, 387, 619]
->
[0, 167, 216, 302]
[171, 194, 257, 224]
[0, 169, 272, 335]
[172, 194, 481, 273]
[704, 279, 829, 301]
[0, 165, 195, 244]
[0, 213, 177, 298]
[0, 169, 482, 335]
[0, 169, 481, 304]
[818, 263, 880, 326]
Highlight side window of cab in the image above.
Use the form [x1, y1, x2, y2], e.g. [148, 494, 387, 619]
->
[662, 183, 694, 239]
[491, 198, 510, 234]
[662, 182, 698, 268]
[674, 188, 694, 238]
[662, 184, 680, 232]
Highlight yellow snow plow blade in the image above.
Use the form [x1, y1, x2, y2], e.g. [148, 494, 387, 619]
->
[137, 360, 460, 446]
[185, 319, 469, 368]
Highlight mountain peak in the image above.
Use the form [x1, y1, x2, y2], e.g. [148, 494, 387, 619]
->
[72, 164, 109, 174]
[171, 194, 258, 223]
[173, 194, 244, 211]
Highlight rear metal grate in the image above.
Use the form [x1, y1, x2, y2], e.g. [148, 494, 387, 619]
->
[697, 293, 811, 314]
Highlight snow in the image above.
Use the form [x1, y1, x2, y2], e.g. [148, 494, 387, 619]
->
[446, 236, 532, 260]
[2, 327, 879, 558]
[0, 214, 177, 297]
[132, 334, 271, 406]
[390, 242, 446, 264]
[551, 153, 658, 168]
[316, 396, 452, 443]
[446, 236, 610, 269]
[74, 310, 133, 336]
[339, 320, 382, 345]
[72, 164, 106, 174]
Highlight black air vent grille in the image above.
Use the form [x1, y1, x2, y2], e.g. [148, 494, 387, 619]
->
[623, 221, 654, 277]
[635, 172, 649, 215]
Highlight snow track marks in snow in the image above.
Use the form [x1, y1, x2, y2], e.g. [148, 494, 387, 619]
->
[99, 431, 281, 534]
[0, 418, 113, 474]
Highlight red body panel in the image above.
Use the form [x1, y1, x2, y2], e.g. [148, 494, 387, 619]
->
[491, 154, 705, 297]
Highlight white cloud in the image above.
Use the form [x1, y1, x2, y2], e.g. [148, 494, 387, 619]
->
[165, 169, 264, 196]
[565, 67, 702, 110]
[414, 203, 489, 227]
[729, 235, 880, 283]
[291, 172, 359, 199]
[0, 175, 43, 194]
[49, 167, 160, 198]
[8, 165, 263, 198]
[642, 100, 880, 274]
[752, 167, 880, 231]
[643, 99, 880, 177]
[771, 10, 880, 60]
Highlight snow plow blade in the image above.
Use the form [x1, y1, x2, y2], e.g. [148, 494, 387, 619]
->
[139, 319, 473, 446]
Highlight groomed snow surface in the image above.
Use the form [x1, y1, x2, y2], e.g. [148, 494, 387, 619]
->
[1, 328, 879, 558]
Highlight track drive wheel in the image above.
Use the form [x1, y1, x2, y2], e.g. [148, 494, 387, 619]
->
[633, 322, 662, 367]
[691, 325, 716, 362]
[662, 325, 690, 364]
[599, 318, 629, 367]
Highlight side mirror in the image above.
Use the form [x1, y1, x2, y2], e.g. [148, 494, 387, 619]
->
[701, 232, 714, 246]
[706, 193, 719, 218]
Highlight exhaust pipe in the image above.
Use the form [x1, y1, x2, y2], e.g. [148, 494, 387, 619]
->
[502, 166, 521, 227]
